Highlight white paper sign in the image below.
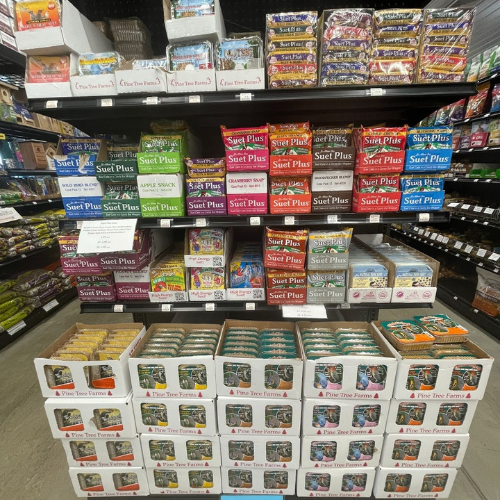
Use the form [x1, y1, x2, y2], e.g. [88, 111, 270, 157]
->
[282, 305, 327, 319]
[77, 219, 138, 254]
[0, 207, 22, 225]
[7, 320, 26, 336]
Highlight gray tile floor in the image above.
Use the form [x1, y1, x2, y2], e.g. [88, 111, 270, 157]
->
[0, 299, 497, 500]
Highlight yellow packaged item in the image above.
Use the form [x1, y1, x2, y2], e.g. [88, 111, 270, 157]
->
[79, 329, 109, 338]
[150, 251, 186, 292]
[190, 267, 225, 290]
[110, 329, 140, 337]
[51, 353, 88, 361]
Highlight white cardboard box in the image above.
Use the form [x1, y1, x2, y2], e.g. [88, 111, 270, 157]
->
[34, 322, 146, 398]
[61, 436, 144, 467]
[348, 287, 393, 303]
[216, 68, 266, 91]
[311, 170, 354, 192]
[132, 397, 217, 436]
[189, 287, 227, 301]
[373, 322, 494, 400]
[163, 0, 225, 44]
[226, 288, 266, 301]
[373, 466, 458, 498]
[141, 433, 221, 468]
[301, 435, 383, 469]
[380, 433, 469, 468]
[15, 0, 113, 55]
[167, 69, 217, 93]
[147, 466, 222, 495]
[116, 67, 168, 94]
[302, 398, 389, 436]
[220, 435, 300, 469]
[298, 321, 397, 400]
[296, 467, 376, 497]
[215, 319, 304, 399]
[69, 466, 148, 497]
[217, 396, 302, 436]
[45, 392, 136, 439]
[128, 323, 220, 399]
[70, 74, 118, 97]
[221, 467, 296, 495]
[385, 399, 479, 435]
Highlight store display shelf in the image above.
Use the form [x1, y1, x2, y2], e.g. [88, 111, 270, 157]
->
[0, 244, 58, 269]
[437, 278, 500, 341]
[0, 286, 77, 350]
[0, 44, 26, 77]
[452, 146, 500, 161]
[478, 70, 500, 85]
[391, 227, 500, 274]
[7, 197, 62, 209]
[451, 214, 500, 230]
[80, 300, 433, 314]
[452, 109, 500, 126]
[445, 177, 500, 184]
[0, 121, 59, 142]
[8, 169, 59, 177]
[60, 211, 451, 231]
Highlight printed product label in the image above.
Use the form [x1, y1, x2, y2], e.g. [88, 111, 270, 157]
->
[45, 365, 74, 389]
[141, 403, 168, 426]
[150, 440, 176, 461]
[112, 472, 139, 491]
[384, 473, 412, 492]
[264, 364, 294, 390]
[392, 439, 421, 460]
[449, 364, 482, 391]
[102, 199, 142, 218]
[406, 364, 439, 391]
[352, 405, 381, 428]
[342, 473, 367, 492]
[154, 470, 178, 488]
[305, 472, 331, 491]
[138, 364, 167, 390]
[311, 441, 337, 462]
[347, 440, 375, 461]
[264, 471, 288, 489]
[55, 408, 84, 431]
[431, 440, 460, 461]
[436, 403, 468, 426]
[178, 364, 208, 390]
[186, 440, 213, 461]
[226, 404, 253, 427]
[94, 408, 123, 431]
[140, 198, 185, 217]
[107, 441, 134, 461]
[356, 364, 387, 391]
[137, 152, 183, 173]
[70, 441, 97, 461]
[228, 469, 252, 488]
[314, 363, 343, 390]
[95, 160, 138, 181]
[189, 470, 214, 488]
[228, 440, 255, 461]
[179, 405, 206, 428]
[312, 404, 341, 428]
[78, 473, 104, 492]
[63, 197, 103, 219]
[265, 405, 293, 428]
[421, 474, 448, 493]
[396, 402, 426, 426]
[266, 440, 293, 462]
[224, 362, 252, 388]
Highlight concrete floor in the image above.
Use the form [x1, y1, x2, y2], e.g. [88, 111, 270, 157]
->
[0, 299, 497, 500]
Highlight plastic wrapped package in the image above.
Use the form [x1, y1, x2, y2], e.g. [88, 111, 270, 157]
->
[132, 59, 168, 70]
[466, 54, 481, 82]
[171, 0, 214, 19]
[27, 56, 71, 83]
[78, 52, 123, 76]
[15, 0, 61, 31]
[0, 305, 34, 331]
[465, 88, 489, 118]
[114, 42, 153, 61]
[168, 41, 213, 70]
[13, 269, 52, 291]
[217, 37, 263, 70]
[417, 8, 475, 83]
[109, 18, 151, 44]
[491, 84, 500, 113]
[472, 267, 500, 317]
[0, 189, 22, 205]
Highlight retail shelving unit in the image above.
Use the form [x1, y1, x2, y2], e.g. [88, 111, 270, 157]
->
[0, 121, 59, 142]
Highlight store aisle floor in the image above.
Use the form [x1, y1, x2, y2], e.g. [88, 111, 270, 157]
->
[0, 299, 497, 500]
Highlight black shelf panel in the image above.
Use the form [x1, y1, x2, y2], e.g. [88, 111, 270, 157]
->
[0, 243, 59, 269]
[452, 146, 500, 162]
[5, 198, 62, 209]
[60, 211, 451, 231]
[445, 177, 500, 184]
[391, 228, 500, 274]
[80, 300, 433, 314]
[437, 278, 500, 341]
[0, 287, 77, 350]
[477, 70, 500, 86]
[0, 44, 26, 77]
[451, 214, 500, 230]
[8, 169, 59, 177]
[0, 121, 59, 142]
[452, 110, 500, 127]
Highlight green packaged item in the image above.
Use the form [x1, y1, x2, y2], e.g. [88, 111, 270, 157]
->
[0, 280, 15, 295]
[0, 305, 34, 331]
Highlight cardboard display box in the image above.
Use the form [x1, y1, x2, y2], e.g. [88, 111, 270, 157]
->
[352, 186, 402, 213]
[298, 321, 397, 400]
[132, 397, 217, 436]
[226, 172, 268, 215]
[307, 251, 349, 271]
[128, 322, 221, 399]
[354, 151, 405, 174]
[216, 68, 266, 91]
[141, 433, 221, 468]
[69, 466, 148, 497]
[95, 160, 138, 182]
[226, 287, 266, 301]
[217, 396, 302, 436]
[270, 193, 311, 214]
[348, 287, 392, 304]
[184, 228, 233, 268]
[45, 392, 136, 439]
[306, 286, 346, 304]
[59, 234, 104, 275]
[302, 398, 390, 436]
[267, 287, 307, 305]
[54, 138, 107, 176]
[385, 399, 479, 435]
[373, 467, 458, 499]
[147, 466, 222, 495]
[116, 64, 168, 94]
[220, 434, 300, 469]
[215, 319, 303, 399]
[77, 284, 117, 302]
[296, 467, 376, 497]
[312, 146, 356, 170]
[221, 467, 296, 495]
[226, 149, 269, 172]
[380, 433, 470, 468]
[301, 434, 383, 469]
[70, 74, 117, 97]
[400, 190, 445, 211]
[311, 191, 353, 212]
[270, 154, 312, 176]
[373, 322, 493, 400]
[137, 174, 185, 217]
[34, 322, 145, 398]
[61, 436, 144, 467]
[167, 69, 217, 93]
[114, 268, 150, 301]
[403, 150, 453, 172]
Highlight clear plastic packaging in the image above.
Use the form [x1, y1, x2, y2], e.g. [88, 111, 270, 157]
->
[171, 0, 214, 19]
[216, 36, 263, 71]
[78, 52, 123, 76]
[109, 18, 151, 44]
[167, 41, 213, 71]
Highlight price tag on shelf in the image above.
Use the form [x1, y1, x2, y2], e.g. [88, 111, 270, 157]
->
[205, 303, 215, 311]
[418, 213, 430, 222]
[473, 219, 478, 224]
[46, 100, 58, 109]
[464, 118, 470, 123]
[245, 303, 256, 311]
[430, 233, 438, 240]
[495, 268, 499, 274]
[48, 199, 52, 203]
[479, 262, 484, 267]
[327, 215, 338, 224]
[160, 219, 172, 228]
[461, 217, 466, 221]
[284, 216, 295, 225]
[489, 252, 500, 262]
[32, 201, 37, 205]
[113, 305, 124, 313]
[161, 304, 172, 312]
[474, 179, 479, 183]
[437, 235, 444, 242]
[418, 229, 425, 235]
[282, 304, 327, 319]
[464, 245, 473, 254]
[454, 241, 463, 250]
[369, 214, 380, 223]
[0, 207, 22, 224]
[442, 237, 449, 244]
[77, 219, 138, 254]
[424, 231, 431, 238]
[239, 93, 252, 101]
[249, 217, 261, 226]
[42, 299, 59, 312]
[477, 248, 487, 258]
[466, 257, 470, 261]
[189, 95, 201, 103]
[368, 88, 385, 96]
[145, 96, 159, 105]
[445, 248, 449, 252]
[448, 202, 459, 208]
[486, 179, 492, 183]
[7, 321, 26, 336]
[76, 221, 83, 230]
[484, 113, 491, 118]
[453, 177, 458, 181]
[484, 207, 495, 214]
[101, 98, 113, 107]
[473, 206, 483, 212]
[462, 204, 470, 210]
[21, 254, 26, 259]
[195, 218, 207, 227]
